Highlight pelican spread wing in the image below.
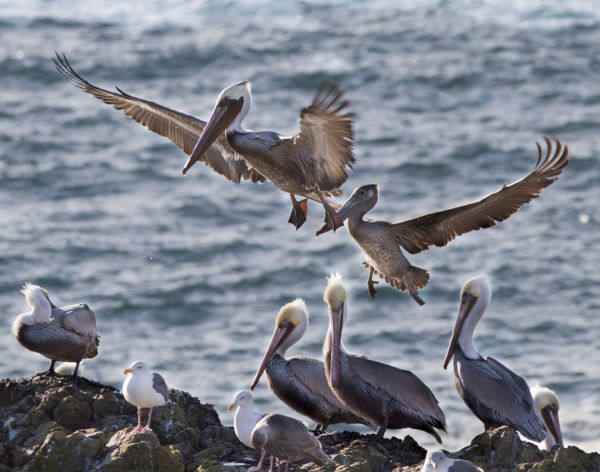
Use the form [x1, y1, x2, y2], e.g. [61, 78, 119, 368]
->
[390, 138, 569, 254]
[53, 53, 265, 184]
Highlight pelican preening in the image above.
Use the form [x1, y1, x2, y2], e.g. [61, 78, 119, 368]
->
[323, 273, 447, 442]
[122, 361, 170, 433]
[54, 53, 353, 231]
[12, 283, 99, 380]
[250, 299, 369, 432]
[317, 138, 569, 305]
[421, 450, 483, 472]
[531, 385, 563, 450]
[443, 275, 547, 442]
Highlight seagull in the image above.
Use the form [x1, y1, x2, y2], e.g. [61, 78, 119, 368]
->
[12, 283, 99, 380]
[316, 138, 569, 304]
[122, 361, 170, 433]
[530, 385, 563, 451]
[421, 450, 483, 472]
[228, 390, 265, 449]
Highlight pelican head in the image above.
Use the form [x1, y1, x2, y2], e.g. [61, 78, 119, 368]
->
[443, 274, 491, 369]
[182, 80, 252, 175]
[21, 283, 55, 311]
[123, 360, 149, 376]
[335, 184, 379, 222]
[531, 385, 563, 450]
[250, 299, 308, 390]
[323, 272, 348, 389]
[227, 389, 254, 412]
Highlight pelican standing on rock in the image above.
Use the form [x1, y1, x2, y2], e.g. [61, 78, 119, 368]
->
[12, 283, 99, 380]
[421, 450, 483, 472]
[531, 385, 563, 450]
[250, 299, 369, 432]
[443, 275, 547, 442]
[317, 138, 569, 304]
[251, 414, 332, 471]
[122, 361, 170, 433]
[54, 53, 354, 230]
[323, 273, 446, 441]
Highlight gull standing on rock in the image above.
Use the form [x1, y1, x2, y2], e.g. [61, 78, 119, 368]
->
[12, 283, 99, 380]
[122, 361, 170, 433]
[531, 385, 563, 450]
[421, 450, 483, 472]
[443, 275, 547, 442]
[250, 299, 370, 432]
[316, 139, 569, 304]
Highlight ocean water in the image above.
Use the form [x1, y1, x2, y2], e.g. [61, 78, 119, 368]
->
[1, 0, 599, 453]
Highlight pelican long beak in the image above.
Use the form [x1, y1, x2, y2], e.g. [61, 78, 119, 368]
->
[541, 404, 563, 448]
[227, 402, 236, 412]
[182, 96, 244, 175]
[123, 368, 134, 375]
[443, 293, 478, 369]
[328, 304, 344, 388]
[250, 322, 295, 390]
[315, 194, 357, 236]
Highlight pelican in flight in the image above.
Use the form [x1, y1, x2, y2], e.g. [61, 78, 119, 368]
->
[316, 138, 569, 304]
[323, 273, 446, 441]
[54, 53, 353, 230]
[421, 450, 483, 472]
[250, 299, 369, 432]
[251, 414, 332, 471]
[12, 283, 99, 380]
[531, 385, 563, 451]
[443, 275, 547, 442]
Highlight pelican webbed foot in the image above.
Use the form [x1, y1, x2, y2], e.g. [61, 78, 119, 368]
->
[288, 194, 308, 230]
[317, 192, 343, 232]
[38, 360, 58, 377]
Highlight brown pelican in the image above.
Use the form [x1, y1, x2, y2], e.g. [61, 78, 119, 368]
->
[323, 273, 446, 441]
[316, 138, 569, 304]
[122, 361, 170, 433]
[12, 283, 99, 380]
[443, 275, 547, 442]
[250, 414, 331, 471]
[53, 53, 353, 230]
[421, 450, 483, 472]
[531, 385, 563, 450]
[250, 299, 369, 432]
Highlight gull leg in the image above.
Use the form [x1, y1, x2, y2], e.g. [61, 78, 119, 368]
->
[367, 266, 379, 300]
[132, 407, 144, 433]
[249, 449, 266, 472]
[317, 192, 343, 232]
[142, 407, 154, 432]
[288, 194, 308, 230]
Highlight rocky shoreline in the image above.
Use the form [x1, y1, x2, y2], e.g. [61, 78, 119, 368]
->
[0, 376, 598, 472]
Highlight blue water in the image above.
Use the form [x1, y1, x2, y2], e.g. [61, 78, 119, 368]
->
[1, 0, 599, 453]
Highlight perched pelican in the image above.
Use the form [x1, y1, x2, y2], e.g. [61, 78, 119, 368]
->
[54, 53, 353, 230]
[122, 361, 170, 433]
[227, 390, 265, 448]
[443, 275, 547, 442]
[323, 273, 446, 441]
[12, 283, 99, 380]
[531, 385, 563, 450]
[250, 299, 369, 432]
[251, 414, 331, 471]
[316, 138, 569, 304]
[421, 450, 483, 472]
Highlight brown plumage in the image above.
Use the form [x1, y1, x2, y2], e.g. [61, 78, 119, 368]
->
[317, 138, 569, 304]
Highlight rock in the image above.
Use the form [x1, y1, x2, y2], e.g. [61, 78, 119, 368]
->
[1, 376, 599, 472]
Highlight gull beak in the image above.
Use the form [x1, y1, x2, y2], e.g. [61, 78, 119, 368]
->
[328, 303, 344, 388]
[182, 96, 244, 175]
[250, 321, 295, 390]
[123, 368, 134, 375]
[227, 402, 236, 412]
[541, 404, 564, 448]
[443, 292, 478, 369]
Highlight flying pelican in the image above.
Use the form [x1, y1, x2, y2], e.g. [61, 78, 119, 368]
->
[250, 414, 331, 471]
[12, 283, 99, 380]
[53, 53, 353, 230]
[323, 273, 446, 441]
[421, 450, 483, 472]
[250, 299, 369, 432]
[122, 361, 170, 433]
[531, 385, 563, 451]
[443, 275, 547, 442]
[316, 138, 569, 304]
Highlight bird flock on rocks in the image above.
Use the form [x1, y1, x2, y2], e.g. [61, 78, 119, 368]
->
[10, 52, 571, 471]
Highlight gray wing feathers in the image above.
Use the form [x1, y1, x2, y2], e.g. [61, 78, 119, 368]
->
[391, 138, 569, 254]
[55, 304, 97, 338]
[53, 53, 265, 184]
[152, 373, 170, 402]
[448, 460, 484, 472]
[287, 357, 339, 405]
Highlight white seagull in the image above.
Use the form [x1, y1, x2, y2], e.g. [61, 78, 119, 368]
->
[421, 450, 483, 472]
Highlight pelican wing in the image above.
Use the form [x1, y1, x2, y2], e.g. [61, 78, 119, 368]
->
[54, 304, 97, 338]
[53, 53, 265, 184]
[282, 81, 354, 192]
[457, 356, 546, 441]
[348, 355, 446, 425]
[390, 138, 569, 254]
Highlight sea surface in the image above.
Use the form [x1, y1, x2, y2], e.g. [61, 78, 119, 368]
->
[1, 0, 599, 453]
